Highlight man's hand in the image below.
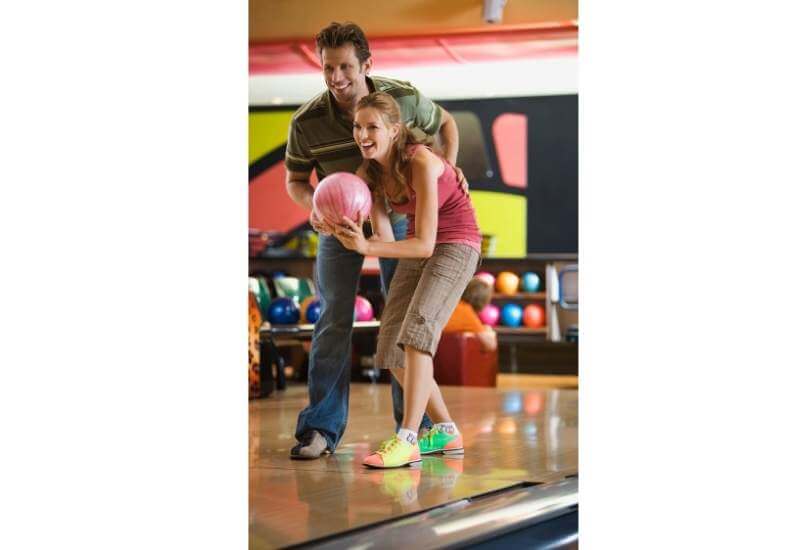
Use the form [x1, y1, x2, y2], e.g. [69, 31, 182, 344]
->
[309, 208, 335, 236]
[454, 166, 469, 196]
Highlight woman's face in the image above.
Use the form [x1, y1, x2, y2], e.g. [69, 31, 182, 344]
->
[353, 107, 399, 162]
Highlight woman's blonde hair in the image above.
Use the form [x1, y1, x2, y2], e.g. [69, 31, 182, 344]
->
[462, 277, 493, 313]
[355, 91, 423, 204]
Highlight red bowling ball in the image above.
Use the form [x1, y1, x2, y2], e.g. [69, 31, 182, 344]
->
[523, 303, 546, 328]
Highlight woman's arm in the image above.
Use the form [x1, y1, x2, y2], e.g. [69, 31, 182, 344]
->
[356, 164, 395, 243]
[336, 151, 443, 258]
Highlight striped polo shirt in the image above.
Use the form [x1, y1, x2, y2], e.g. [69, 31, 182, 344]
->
[284, 75, 443, 178]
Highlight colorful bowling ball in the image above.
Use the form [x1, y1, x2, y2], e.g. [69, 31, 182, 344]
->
[522, 303, 545, 328]
[478, 303, 500, 326]
[354, 295, 374, 321]
[305, 300, 322, 324]
[299, 295, 317, 322]
[474, 271, 495, 288]
[312, 172, 372, 226]
[267, 297, 300, 325]
[500, 303, 523, 327]
[495, 271, 520, 295]
[520, 272, 541, 293]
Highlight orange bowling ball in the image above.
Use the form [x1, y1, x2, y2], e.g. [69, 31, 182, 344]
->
[522, 303, 545, 328]
[495, 271, 520, 295]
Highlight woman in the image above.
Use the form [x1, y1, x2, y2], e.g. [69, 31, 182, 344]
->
[334, 91, 481, 468]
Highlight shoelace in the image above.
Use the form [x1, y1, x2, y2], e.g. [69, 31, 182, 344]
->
[419, 427, 440, 445]
[378, 437, 401, 455]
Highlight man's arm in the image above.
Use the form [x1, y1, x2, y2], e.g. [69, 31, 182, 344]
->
[436, 107, 459, 166]
[285, 169, 314, 210]
[286, 169, 334, 234]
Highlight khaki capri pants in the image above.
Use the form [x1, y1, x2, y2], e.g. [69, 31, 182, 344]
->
[376, 243, 480, 369]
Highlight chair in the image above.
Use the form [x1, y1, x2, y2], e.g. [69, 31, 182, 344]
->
[433, 332, 498, 387]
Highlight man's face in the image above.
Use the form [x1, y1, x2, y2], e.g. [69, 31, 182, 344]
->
[320, 44, 371, 106]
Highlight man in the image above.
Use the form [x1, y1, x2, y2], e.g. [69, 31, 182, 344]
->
[285, 21, 464, 459]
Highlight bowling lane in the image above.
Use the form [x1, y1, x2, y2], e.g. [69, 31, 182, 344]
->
[249, 383, 577, 549]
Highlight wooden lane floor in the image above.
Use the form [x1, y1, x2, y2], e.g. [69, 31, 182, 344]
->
[250, 382, 578, 549]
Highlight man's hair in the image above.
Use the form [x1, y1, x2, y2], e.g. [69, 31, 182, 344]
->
[462, 278, 493, 313]
[315, 22, 371, 64]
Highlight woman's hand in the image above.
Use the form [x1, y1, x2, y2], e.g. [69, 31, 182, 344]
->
[334, 213, 370, 255]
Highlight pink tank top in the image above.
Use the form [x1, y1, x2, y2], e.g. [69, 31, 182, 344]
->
[389, 145, 482, 253]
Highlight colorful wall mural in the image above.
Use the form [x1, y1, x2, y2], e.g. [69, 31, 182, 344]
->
[249, 94, 577, 256]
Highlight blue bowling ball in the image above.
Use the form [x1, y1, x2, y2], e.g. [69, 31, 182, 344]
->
[501, 303, 523, 327]
[267, 297, 300, 325]
[520, 272, 541, 292]
[305, 300, 322, 324]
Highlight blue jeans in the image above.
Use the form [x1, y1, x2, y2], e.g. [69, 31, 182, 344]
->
[294, 218, 433, 451]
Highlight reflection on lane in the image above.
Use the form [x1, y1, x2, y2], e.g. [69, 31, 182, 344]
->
[249, 384, 577, 547]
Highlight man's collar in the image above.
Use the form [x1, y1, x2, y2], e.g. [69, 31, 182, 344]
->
[324, 75, 377, 123]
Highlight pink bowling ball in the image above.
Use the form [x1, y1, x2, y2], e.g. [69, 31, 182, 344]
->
[475, 271, 495, 288]
[478, 303, 500, 326]
[354, 295, 374, 321]
[313, 172, 372, 226]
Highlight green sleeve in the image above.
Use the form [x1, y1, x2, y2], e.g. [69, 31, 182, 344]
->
[284, 119, 315, 173]
[414, 90, 443, 137]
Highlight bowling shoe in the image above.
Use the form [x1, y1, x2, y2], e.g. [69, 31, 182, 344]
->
[419, 426, 464, 455]
[363, 435, 421, 468]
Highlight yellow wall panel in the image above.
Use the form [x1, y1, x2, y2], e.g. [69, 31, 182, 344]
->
[470, 190, 526, 258]
[249, 111, 295, 164]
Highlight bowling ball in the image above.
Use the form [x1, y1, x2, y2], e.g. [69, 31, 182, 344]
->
[522, 303, 545, 328]
[267, 297, 300, 325]
[354, 295, 374, 321]
[474, 271, 495, 288]
[478, 303, 500, 326]
[305, 299, 322, 324]
[299, 295, 317, 322]
[495, 271, 519, 295]
[520, 272, 541, 293]
[312, 172, 372, 226]
[500, 303, 523, 327]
